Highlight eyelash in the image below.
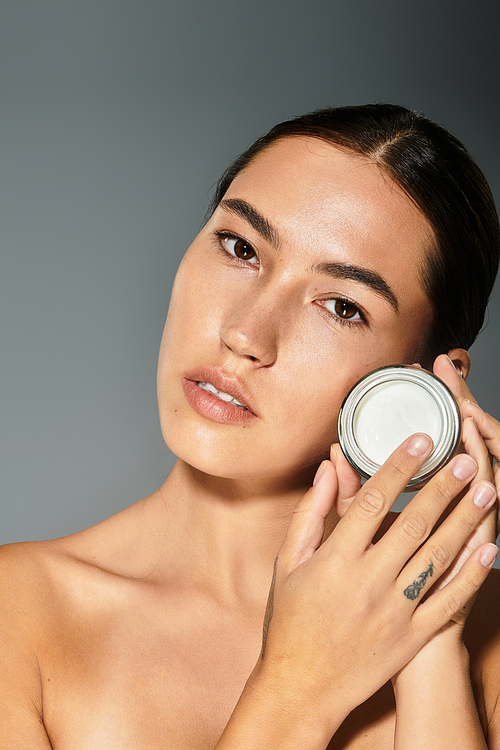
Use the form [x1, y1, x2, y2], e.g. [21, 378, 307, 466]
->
[212, 230, 366, 328]
[318, 298, 366, 328]
[213, 230, 259, 266]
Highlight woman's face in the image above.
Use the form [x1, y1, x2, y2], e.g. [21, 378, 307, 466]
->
[157, 137, 435, 482]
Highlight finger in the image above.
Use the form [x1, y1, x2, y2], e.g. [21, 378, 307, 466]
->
[433, 353, 474, 404]
[396, 478, 496, 604]
[412, 542, 498, 638]
[321, 446, 361, 543]
[462, 415, 493, 486]
[461, 399, 500, 465]
[330, 443, 362, 515]
[372, 452, 478, 576]
[459, 416, 495, 551]
[433, 355, 498, 529]
[461, 403, 500, 533]
[328, 443, 399, 546]
[432, 354, 488, 471]
[434, 419, 496, 586]
[424, 418, 496, 623]
[328, 433, 434, 558]
[279, 460, 338, 574]
[442, 504, 497, 590]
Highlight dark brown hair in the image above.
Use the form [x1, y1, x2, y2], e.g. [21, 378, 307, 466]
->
[207, 104, 500, 361]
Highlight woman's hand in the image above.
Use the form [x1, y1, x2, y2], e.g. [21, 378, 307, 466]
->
[421, 354, 499, 623]
[384, 354, 499, 749]
[258, 427, 497, 735]
[329, 353, 499, 625]
[217, 358, 498, 750]
[436, 352, 499, 541]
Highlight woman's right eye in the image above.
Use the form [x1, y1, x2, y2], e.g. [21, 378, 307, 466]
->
[216, 233, 259, 265]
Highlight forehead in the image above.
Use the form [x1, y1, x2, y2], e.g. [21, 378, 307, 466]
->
[224, 137, 434, 281]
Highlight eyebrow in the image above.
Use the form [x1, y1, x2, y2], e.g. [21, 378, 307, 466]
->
[313, 261, 399, 313]
[219, 198, 281, 249]
[219, 197, 399, 314]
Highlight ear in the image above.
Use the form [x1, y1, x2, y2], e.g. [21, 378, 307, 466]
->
[446, 347, 471, 379]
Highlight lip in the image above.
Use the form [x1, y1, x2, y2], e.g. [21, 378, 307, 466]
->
[182, 367, 259, 425]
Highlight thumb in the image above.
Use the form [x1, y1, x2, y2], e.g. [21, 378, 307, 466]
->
[330, 443, 362, 516]
[279, 460, 338, 574]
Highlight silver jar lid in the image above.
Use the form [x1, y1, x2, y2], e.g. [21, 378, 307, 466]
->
[338, 365, 461, 490]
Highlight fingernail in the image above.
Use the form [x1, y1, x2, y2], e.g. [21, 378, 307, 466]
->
[445, 354, 459, 372]
[473, 483, 497, 509]
[313, 461, 327, 486]
[480, 544, 498, 568]
[406, 433, 433, 457]
[329, 445, 337, 467]
[452, 455, 478, 481]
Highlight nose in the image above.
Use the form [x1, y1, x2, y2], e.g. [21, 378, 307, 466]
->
[219, 288, 281, 367]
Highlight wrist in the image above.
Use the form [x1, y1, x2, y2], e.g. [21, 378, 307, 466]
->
[216, 659, 349, 750]
[392, 626, 470, 693]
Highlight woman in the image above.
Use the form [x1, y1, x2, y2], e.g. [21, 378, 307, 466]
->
[1, 103, 499, 749]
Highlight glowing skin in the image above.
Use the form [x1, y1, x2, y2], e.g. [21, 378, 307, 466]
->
[1, 135, 499, 750]
[157, 137, 435, 485]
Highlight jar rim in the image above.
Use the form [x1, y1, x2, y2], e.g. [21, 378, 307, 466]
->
[338, 365, 461, 491]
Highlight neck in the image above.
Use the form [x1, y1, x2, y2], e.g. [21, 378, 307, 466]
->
[152, 459, 316, 607]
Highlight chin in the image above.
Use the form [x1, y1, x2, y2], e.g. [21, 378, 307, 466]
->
[158, 384, 337, 484]
[162, 423, 328, 489]
[162, 425, 266, 480]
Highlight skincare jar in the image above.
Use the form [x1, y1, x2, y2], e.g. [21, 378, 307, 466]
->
[338, 365, 461, 490]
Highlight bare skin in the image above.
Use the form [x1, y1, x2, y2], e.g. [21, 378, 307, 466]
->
[1, 500, 499, 749]
[1, 138, 499, 749]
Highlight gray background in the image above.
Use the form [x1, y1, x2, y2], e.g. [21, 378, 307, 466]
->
[1, 0, 499, 546]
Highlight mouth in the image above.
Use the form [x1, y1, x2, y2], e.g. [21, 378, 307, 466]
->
[196, 381, 248, 410]
[181, 368, 258, 424]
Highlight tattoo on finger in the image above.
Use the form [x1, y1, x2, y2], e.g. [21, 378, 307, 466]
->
[403, 564, 434, 601]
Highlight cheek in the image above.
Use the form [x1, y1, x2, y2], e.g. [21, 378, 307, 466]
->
[157, 253, 432, 476]
[376, 318, 430, 365]
[284, 330, 420, 447]
[159, 258, 221, 359]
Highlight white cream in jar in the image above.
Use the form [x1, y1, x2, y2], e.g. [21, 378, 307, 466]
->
[338, 365, 461, 490]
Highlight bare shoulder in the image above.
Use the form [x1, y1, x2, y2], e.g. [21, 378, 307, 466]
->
[0, 538, 67, 622]
[0, 536, 98, 646]
[0, 490, 167, 698]
[0, 492, 165, 749]
[0, 539, 74, 746]
[0, 488, 168, 626]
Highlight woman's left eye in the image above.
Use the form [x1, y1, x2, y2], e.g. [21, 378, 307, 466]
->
[323, 298, 363, 322]
[218, 234, 259, 265]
